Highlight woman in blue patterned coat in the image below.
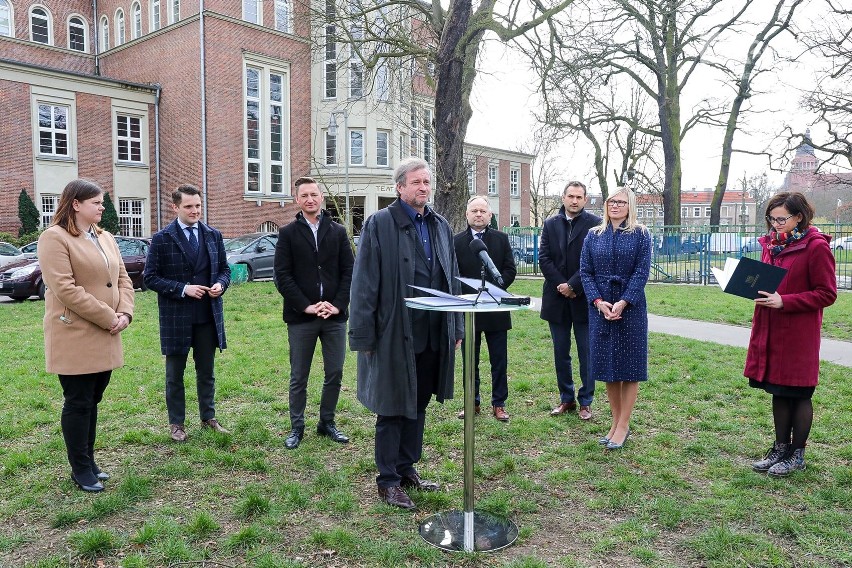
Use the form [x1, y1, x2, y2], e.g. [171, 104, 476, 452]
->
[580, 187, 651, 450]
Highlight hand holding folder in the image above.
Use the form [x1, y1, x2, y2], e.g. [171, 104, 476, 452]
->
[711, 256, 788, 300]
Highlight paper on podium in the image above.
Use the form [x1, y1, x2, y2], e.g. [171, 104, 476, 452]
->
[711, 256, 787, 299]
[405, 279, 516, 307]
[455, 277, 513, 298]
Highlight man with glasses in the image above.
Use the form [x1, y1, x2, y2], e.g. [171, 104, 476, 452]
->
[539, 181, 601, 420]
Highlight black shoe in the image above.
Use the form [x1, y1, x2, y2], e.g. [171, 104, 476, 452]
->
[284, 429, 303, 450]
[317, 422, 349, 444]
[378, 485, 415, 509]
[92, 463, 110, 482]
[71, 472, 104, 493]
[400, 471, 440, 492]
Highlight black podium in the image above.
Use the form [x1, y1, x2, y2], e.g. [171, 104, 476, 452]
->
[405, 280, 527, 552]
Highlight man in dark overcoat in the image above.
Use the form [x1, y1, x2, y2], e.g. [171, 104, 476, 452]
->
[273, 176, 354, 450]
[538, 181, 601, 420]
[453, 195, 516, 421]
[349, 157, 464, 510]
[144, 184, 231, 442]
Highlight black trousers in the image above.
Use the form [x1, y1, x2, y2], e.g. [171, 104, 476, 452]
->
[58, 371, 111, 476]
[375, 347, 439, 488]
[165, 322, 217, 424]
[462, 329, 509, 407]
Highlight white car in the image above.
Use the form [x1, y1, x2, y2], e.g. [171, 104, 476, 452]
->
[0, 242, 26, 269]
[832, 235, 852, 251]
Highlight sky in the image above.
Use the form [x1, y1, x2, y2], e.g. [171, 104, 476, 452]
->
[464, 1, 839, 196]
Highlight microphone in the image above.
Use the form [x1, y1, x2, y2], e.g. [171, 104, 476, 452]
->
[469, 238, 505, 288]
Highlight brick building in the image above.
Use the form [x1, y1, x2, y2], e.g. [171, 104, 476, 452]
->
[782, 132, 852, 222]
[1, 0, 531, 237]
[637, 189, 756, 229]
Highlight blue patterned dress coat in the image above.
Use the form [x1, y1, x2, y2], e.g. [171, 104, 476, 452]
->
[580, 224, 652, 382]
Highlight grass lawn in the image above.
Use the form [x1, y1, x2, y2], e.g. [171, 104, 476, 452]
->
[1, 281, 850, 567]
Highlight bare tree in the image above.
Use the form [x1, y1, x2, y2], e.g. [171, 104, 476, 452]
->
[517, 129, 564, 226]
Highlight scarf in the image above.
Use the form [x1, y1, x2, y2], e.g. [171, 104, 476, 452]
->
[768, 227, 805, 257]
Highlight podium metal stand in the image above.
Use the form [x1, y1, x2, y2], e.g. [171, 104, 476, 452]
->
[405, 295, 526, 552]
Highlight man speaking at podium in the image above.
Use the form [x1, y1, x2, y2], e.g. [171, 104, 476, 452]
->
[453, 196, 516, 421]
[349, 157, 464, 510]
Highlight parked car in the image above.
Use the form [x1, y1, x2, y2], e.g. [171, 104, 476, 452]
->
[0, 236, 149, 301]
[833, 235, 852, 251]
[224, 232, 278, 281]
[508, 235, 536, 264]
[20, 241, 39, 258]
[740, 236, 762, 253]
[681, 237, 706, 254]
[0, 242, 26, 269]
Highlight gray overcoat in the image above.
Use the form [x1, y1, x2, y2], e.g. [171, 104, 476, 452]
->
[349, 200, 464, 419]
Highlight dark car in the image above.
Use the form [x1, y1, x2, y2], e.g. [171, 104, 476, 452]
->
[0, 236, 150, 301]
[224, 232, 278, 281]
[508, 234, 536, 264]
[740, 236, 761, 253]
[681, 237, 706, 254]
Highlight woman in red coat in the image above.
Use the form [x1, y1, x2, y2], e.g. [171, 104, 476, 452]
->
[746, 192, 836, 477]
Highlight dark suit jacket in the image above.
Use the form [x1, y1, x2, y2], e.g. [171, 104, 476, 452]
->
[143, 219, 230, 355]
[454, 226, 517, 332]
[538, 207, 601, 325]
[273, 210, 354, 325]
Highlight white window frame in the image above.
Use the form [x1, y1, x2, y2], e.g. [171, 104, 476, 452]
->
[323, 25, 337, 99]
[509, 166, 520, 197]
[657, 207, 663, 218]
[466, 162, 475, 194]
[243, 56, 291, 196]
[150, 0, 161, 31]
[681, 207, 688, 218]
[722, 205, 729, 218]
[0, 0, 14, 38]
[243, 0, 261, 25]
[349, 61, 364, 98]
[41, 194, 59, 228]
[67, 15, 87, 52]
[510, 214, 520, 227]
[29, 5, 52, 45]
[693, 207, 701, 218]
[349, 129, 365, 166]
[423, 108, 433, 164]
[375, 59, 390, 102]
[704, 207, 711, 217]
[99, 16, 109, 51]
[119, 198, 145, 237]
[637, 208, 644, 218]
[409, 105, 419, 156]
[115, 114, 143, 163]
[274, 0, 291, 33]
[487, 165, 498, 195]
[37, 103, 71, 157]
[170, 0, 180, 24]
[115, 9, 125, 45]
[325, 130, 337, 166]
[131, 2, 141, 38]
[376, 130, 389, 167]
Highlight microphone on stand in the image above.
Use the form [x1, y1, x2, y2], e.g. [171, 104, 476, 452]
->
[469, 238, 505, 288]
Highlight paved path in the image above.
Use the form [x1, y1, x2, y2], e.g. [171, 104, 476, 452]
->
[526, 296, 851, 368]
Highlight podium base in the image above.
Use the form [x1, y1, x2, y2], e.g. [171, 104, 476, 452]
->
[419, 510, 518, 552]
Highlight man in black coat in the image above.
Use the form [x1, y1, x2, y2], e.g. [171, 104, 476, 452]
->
[273, 177, 354, 450]
[454, 196, 517, 421]
[538, 181, 602, 420]
[144, 184, 231, 442]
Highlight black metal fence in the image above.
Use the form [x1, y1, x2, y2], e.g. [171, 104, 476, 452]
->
[503, 224, 852, 290]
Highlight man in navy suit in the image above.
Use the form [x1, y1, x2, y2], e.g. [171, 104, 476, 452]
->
[453, 196, 516, 421]
[144, 184, 231, 442]
[539, 181, 601, 420]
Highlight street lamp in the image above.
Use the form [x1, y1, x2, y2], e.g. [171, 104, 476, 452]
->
[328, 110, 350, 235]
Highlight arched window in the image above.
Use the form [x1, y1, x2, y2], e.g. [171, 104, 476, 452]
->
[29, 5, 52, 44]
[131, 2, 142, 38]
[0, 0, 14, 37]
[151, 0, 161, 31]
[100, 16, 109, 51]
[115, 9, 125, 45]
[274, 0, 290, 33]
[68, 16, 87, 52]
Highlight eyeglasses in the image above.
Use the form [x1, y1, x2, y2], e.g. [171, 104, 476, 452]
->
[766, 214, 795, 225]
[607, 200, 628, 208]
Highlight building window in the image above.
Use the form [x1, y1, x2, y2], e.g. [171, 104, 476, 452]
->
[131, 2, 142, 38]
[693, 207, 700, 218]
[119, 199, 144, 237]
[68, 16, 86, 51]
[376, 131, 389, 167]
[325, 131, 337, 165]
[243, 0, 260, 24]
[116, 115, 142, 162]
[349, 130, 364, 166]
[509, 167, 520, 197]
[38, 104, 69, 156]
[637, 208, 644, 218]
[258, 221, 279, 233]
[510, 214, 520, 227]
[30, 6, 51, 44]
[41, 194, 58, 228]
[151, 0, 161, 31]
[657, 207, 663, 218]
[466, 162, 475, 194]
[324, 25, 337, 99]
[115, 9, 125, 45]
[681, 207, 688, 218]
[423, 108, 433, 164]
[722, 205, 729, 217]
[244, 61, 290, 195]
[409, 105, 419, 156]
[0, 0, 12, 37]
[704, 207, 711, 217]
[349, 62, 364, 98]
[100, 16, 109, 50]
[275, 0, 290, 33]
[170, 0, 179, 23]
[376, 60, 390, 102]
[488, 165, 498, 194]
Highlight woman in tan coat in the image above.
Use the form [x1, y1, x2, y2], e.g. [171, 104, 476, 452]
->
[39, 179, 135, 492]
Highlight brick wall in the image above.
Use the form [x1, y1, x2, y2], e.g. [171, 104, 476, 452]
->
[0, 80, 35, 234]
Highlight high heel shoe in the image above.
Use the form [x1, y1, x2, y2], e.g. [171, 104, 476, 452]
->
[92, 463, 110, 482]
[71, 473, 104, 493]
[605, 429, 630, 450]
[598, 436, 611, 445]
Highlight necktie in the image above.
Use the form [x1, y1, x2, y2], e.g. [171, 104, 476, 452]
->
[187, 226, 199, 253]
[475, 232, 484, 239]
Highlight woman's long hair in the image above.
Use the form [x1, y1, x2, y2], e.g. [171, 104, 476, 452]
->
[591, 187, 645, 234]
[52, 179, 104, 237]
